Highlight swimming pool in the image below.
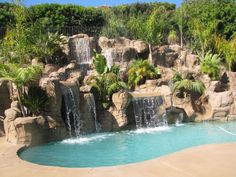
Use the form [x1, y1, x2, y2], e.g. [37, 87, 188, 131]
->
[19, 121, 236, 168]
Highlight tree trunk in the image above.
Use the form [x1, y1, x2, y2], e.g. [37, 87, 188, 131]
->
[180, 30, 183, 48]
[148, 43, 153, 65]
[16, 88, 26, 117]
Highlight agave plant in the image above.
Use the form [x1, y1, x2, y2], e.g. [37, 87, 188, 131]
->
[200, 51, 221, 80]
[128, 59, 160, 88]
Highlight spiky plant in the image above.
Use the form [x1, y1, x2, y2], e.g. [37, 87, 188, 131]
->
[128, 59, 160, 88]
[200, 51, 221, 80]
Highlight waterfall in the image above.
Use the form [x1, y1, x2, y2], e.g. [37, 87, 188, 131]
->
[61, 86, 81, 137]
[87, 94, 101, 133]
[132, 96, 168, 128]
[103, 48, 114, 69]
[176, 112, 184, 126]
[72, 38, 92, 64]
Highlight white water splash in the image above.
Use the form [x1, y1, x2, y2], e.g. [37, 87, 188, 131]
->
[131, 126, 172, 134]
[61, 134, 114, 145]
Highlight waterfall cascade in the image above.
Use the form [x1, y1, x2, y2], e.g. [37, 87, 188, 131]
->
[132, 96, 168, 128]
[103, 49, 114, 69]
[70, 37, 92, 64]
[87, 94, 101, 133]
[61, 86, 81, 137]
[103, 48, 124, 69]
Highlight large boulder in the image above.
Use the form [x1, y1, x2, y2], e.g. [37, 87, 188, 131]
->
[98, 37, 149, 70]
[5, 116, 66, 145]
[207, 91, 234, 121]
[98, 91, 132, 131]
[99, 107, 128, 132]
[185, 54, 198, 69]
[0, 80, 11, 117]
[112, 91, 132, 111]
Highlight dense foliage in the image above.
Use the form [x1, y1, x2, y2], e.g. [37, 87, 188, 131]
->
[21, 86, 48, 116]
[200, 51, 221, 80]
[86, 52, 128, 109]
[172, 71, 205, 97]
[128, 59, 160, 89]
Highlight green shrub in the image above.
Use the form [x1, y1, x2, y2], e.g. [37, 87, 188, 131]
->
[86, 51, 128, 109]
[21, 86, 48, 116]
[128, 59, 160, 88]
[172, 71, 205, 97]
[200, 51, 221, 80]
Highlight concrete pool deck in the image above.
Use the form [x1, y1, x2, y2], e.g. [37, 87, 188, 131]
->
[1, 138, 236, 177]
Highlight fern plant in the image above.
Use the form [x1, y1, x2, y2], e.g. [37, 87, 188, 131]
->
[0, 63, 42, 116]
[172, 71, 205, 97]
[128, 59, 161, 89]
[21, 86, 48, 116]
[200, 51, 221, 80]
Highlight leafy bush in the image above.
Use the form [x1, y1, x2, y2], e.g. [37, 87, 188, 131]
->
[172, 71, 205, 97]
[0, 63, 42, 116]
[29, 31, 67, 64]
[86, 51, 128, 108]
[215, 35, 236, 71]
[168, 30, 178, 44]
[200, 51, 221, 80]
[128, 59, 160, 88]
[21, 86, 48, 116]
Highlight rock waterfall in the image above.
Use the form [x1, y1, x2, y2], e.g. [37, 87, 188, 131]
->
[69, 35, 93, 64]
[132, 96, 168, 128]
[61, 85, 81, 137]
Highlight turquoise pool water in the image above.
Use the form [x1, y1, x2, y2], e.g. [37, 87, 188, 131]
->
[19, 121, 236, 167]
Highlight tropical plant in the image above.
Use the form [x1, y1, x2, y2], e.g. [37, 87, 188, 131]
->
[30, 31, 67, 64]
[93, 51, 108, 74]
[215, 35, 236, 71]
[168, 30, 178, 44]
[200, 51, 221, 80]
[172, 72, 205, 97]
[0, 63, 42, 116]
[86, 51, 128, 108]
[21, 86, 48, 116]
[128, 59, 160, 88]
[190, 18, 218, 58]
[128, 6, 172, 63]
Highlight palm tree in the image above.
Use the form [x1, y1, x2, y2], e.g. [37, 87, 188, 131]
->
[128, 59, 160, 89]
[0, 63, 42, 116]
[200, 51, 221, 80]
